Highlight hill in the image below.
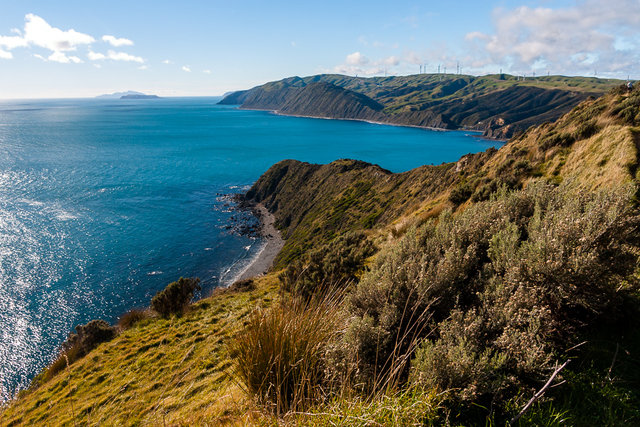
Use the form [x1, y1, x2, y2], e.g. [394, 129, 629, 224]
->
[3, 83, 640, 425]
[220, 73, 621, 138]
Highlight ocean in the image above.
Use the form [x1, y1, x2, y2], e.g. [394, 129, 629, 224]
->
[0, 96, 501, 401]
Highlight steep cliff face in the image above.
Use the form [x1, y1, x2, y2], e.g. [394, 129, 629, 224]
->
[221, 74, 617, 138]
[223, 81, 386, 121]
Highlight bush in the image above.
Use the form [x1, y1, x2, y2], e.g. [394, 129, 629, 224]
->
[151, 277, 201, 317]
[45, 319, 118, 380]
[64, 319, 117, 355]
[449, 183, 473, 205]
[117, 308, 150, 330]
[228, 278, 256, 292]
[229, 297, 341, 415]
[339, 183, 640, 402]
[575, 120, 600, 140]
[279, 232, 375, 300]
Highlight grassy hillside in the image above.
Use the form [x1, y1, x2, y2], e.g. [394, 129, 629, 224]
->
[220, 73, 621, 138]
[3, 83, 640, 425]
[1, 275, 280, 426]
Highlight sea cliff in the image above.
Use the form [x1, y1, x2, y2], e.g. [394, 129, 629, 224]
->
[220, 73, 620, 138]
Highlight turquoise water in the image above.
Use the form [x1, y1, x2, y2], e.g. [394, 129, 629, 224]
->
[0, 97, 501, 400]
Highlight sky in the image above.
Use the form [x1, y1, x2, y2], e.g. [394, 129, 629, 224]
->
[0, 0, 638, 99]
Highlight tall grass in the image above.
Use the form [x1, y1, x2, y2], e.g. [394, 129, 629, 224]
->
[229, 295, 343, 415]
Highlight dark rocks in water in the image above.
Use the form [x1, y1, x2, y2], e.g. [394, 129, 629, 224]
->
[220, 193, 262, 239]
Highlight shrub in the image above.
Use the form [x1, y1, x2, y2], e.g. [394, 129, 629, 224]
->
[229, 297, 342, 415]
[151, 277, 201, 317]
[575, 120, 600, 140]
[448, 183, 473, 205]
[339, 183, 640, 403]
[117, 308, 150, 330]
[540, 132, 576, 150]
[229, 278, 256, 292]
[64, 319, 117, 355]
[45, 319, 118, 381]
[513, 159, 532, 174]
[279, 232, 375, 300]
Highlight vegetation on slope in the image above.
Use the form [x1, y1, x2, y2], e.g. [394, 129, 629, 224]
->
[220, 73, 621, 138]
[1, 275, 280, 426]
[3, 84, 640, 425]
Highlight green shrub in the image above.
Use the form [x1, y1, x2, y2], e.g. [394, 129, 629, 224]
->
[279, 231, 375, 300]
[65, 319, 117, 355]
[513, 159, 532, 174]
[540, 132, 576, 150]
[449, 182, 473, 205]
[229, 297, 341, 415]
[151, 277, 201, 317]
[45, 319, 118, 381]
[228, 278, 256, 292]
[339, 183, 640, 403]
[575, 120, 600, 140]
[117, 309, 150, 330]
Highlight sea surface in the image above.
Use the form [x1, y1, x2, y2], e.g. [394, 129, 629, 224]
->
[0, 97, 501, 401]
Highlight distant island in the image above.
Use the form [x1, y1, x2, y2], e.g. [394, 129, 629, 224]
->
[96, 91, 160, 100]
[120, 94, 160, 99]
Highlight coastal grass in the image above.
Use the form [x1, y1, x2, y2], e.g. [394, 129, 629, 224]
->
[1, 274, 280, 426]
[229, 295, 343, 416]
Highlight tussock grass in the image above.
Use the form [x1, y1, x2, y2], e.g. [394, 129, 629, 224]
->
[229, 295, 343, 416]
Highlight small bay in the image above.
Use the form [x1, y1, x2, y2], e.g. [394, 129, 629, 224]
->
[0, 96, 501, 400]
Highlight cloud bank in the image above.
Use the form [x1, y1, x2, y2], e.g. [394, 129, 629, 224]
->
[334, 1, 639, 78]
[466, 0, 639, 75]
[0, 14, 143, 65]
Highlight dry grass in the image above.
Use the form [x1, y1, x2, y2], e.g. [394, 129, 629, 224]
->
[229, 295, 343, 417]
[1, 274, 280, 425]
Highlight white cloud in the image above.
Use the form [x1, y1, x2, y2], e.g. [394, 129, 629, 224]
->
[0, 35, 28, 50]
[346, 51, 369, 66]
[89, 50, 144, 63]
[466, 0, 640, 75]
[106, 50, 143, 63]
[334, 52, 402, 76]
[102, 35, 133, 47]
[48, 51, 83, 63]
[162, 59, 172, 64]
[182, 65, 191, 72]
[383, 56, 400, 66]
[203, 69, 211, 74]
[88, 50, 106, 60]
[23, 13, 94, 52]
[0, 14, 145, 67]
[138, 65, 148, 70]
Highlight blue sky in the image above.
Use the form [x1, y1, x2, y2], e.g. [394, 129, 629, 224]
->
[0, 0, 638, 98]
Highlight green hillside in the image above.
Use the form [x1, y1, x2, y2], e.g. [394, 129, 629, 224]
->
[220, 73, 622, 138]
[3, 83, 640, 425]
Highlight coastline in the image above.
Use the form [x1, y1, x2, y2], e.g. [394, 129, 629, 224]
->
[238, 106, 507, 141]
[232, 203, 284, 282]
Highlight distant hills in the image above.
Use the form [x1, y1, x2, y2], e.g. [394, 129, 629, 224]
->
[220, 73, 622, 138]
[96, 91, 160, 100]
